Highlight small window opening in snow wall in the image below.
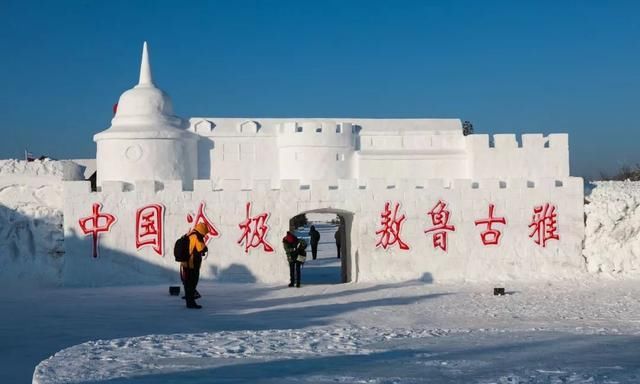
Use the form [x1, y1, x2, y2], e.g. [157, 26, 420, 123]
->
[336, 153, 345, 161]
[296, 126, 303, 133]
[316, 127, 322, 133]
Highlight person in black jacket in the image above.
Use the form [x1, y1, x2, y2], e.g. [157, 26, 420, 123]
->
[309, 225, 320, 260]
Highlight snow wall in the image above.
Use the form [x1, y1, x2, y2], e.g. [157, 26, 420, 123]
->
[22, 162, 640, 286]
[584, 181, 640, 276]
[192, 119, 570, 187]
[61, 177, 585, 286]
[0, 160, 83, 286]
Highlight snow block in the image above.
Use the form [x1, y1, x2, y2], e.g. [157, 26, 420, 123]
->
[280, 179, 300, 192]
[368, 178, 387, 191]
[549, 133, 568, 148]
[466, 134, 489, 150]
[493, 134, 517, 148]
[221, 179, 242, 191]
[521, 134, 545, 148]
[63, 181, 91, 195]
[563, 177, 584, 196]
[193, 179, 213, 193]
[452, 179, 473, 190]
[338, 178, 358, 191]
[425, 178, 447, 190]
[162, 180, 183, 194]
[134, 180, 161, 194]
[101, 181, 127, 193]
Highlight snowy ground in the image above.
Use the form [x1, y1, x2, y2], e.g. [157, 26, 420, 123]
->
[2, 225, 640, 383]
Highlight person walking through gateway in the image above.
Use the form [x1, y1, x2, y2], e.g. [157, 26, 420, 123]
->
[309, 225, 320, 260]
[181, 223, 208, 309]
[335, 229, 341, 259]
[283, 231, 306, 288]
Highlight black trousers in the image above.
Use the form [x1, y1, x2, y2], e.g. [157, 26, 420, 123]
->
[289, 261, 302, 285]
[336, 243, 341, 258]
[181, 257, 202, 305]
[311, 243, 318, 259]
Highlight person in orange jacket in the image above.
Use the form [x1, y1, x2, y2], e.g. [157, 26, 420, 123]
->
[180, 223, 208, 309]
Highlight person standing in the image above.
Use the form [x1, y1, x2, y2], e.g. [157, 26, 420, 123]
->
[283, 231, 306, 288]
[181, 223, 208, 309]
[335, 229, 341, 259]
[309, 225, 320, 260]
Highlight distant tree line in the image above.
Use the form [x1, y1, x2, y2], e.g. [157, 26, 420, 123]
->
[289, 214, 308, 230]
[462, 121, 474, 136]
[600, 165, 640, 181]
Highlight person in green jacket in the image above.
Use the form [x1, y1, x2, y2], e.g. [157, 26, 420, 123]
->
[283, 231, 306, 288]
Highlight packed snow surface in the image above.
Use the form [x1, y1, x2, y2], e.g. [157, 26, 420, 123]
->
[22, 238, 640, 384]
[23, 278, 640, 384]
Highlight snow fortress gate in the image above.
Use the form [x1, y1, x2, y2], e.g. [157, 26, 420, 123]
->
[63, 42, 584, 285]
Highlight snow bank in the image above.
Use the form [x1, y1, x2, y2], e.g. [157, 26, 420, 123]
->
[32, 327, 455, 384]
[0, 159, 84, 180]
[0, 160, 84, 286]
[584, 180, 640, 275]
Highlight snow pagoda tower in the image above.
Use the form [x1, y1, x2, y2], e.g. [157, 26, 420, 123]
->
[94, 42, 197, 189]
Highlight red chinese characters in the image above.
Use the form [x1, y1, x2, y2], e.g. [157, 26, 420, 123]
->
[529, 203, 559, 247]
[186, 202, 220, 244]
[424, 200, 456, 252]
[237, 202, 274, 253]
[135, 204, 164, 256]
[375, 201, 410, 250]
[474, 204, 507, 246]
[78, 203, 117, 258]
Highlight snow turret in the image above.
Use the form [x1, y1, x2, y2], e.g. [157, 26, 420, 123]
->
[94, 42, 198, 188]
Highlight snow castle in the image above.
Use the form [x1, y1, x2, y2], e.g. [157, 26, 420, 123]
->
[62, 43, 584, 286]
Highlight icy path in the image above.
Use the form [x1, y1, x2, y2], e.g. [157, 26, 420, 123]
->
[299, 223, 342, 285]
[2, 277, 636, 383]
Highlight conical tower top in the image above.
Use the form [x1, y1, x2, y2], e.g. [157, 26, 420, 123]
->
[137, 41, 154, 86]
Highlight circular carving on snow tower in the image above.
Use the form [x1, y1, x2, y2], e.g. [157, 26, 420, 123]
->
[125, 144, 143, 162]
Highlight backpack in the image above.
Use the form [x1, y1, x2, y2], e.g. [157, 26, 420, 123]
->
[296, 239, 307, 263]
[173, 234, 190, 262]
[297, 239, 307, 256]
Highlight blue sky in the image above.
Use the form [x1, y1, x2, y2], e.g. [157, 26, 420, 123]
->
[1, 0, 639, 179]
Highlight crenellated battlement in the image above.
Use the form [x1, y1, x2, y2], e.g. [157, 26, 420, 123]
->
[466, 133, 570, 179]
[466, 133, 568, 150]
[64, 176, 583, 196]
[359, 131, 465, 153]
[276, 121, 355, 148]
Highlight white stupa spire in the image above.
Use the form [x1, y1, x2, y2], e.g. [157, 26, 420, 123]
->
[102, 40, 182, 131]
[138, 41, 154, 86]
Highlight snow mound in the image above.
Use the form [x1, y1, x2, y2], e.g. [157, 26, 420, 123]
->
[0, 160, 80, 286]
[32, 327, 455, 384]
[0, 159, 84, 180]
[584, 181, 640, 275]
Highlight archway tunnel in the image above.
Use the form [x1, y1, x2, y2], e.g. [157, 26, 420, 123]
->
[288, 208, 355, 284]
